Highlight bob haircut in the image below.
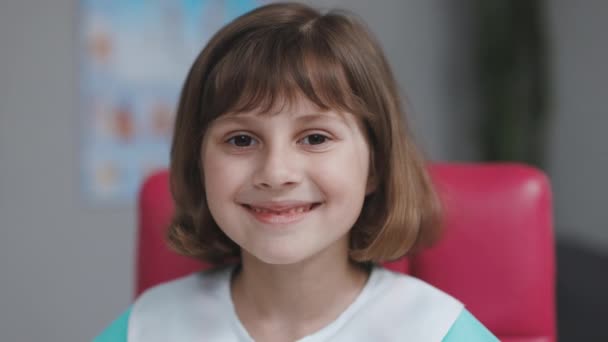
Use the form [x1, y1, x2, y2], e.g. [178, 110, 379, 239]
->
[167, 2, 442, 264]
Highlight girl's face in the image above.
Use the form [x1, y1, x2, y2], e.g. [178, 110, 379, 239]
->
[201, 98, 372, 265]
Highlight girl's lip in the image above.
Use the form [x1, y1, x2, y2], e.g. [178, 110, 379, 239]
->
[241, 203, 323, 225]
[243, 201, 321, 211]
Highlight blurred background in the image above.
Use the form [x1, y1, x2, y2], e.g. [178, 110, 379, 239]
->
[0, 0, 605, 341]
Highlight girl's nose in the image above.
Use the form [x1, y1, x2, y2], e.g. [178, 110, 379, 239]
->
[252, 145, 301, 190]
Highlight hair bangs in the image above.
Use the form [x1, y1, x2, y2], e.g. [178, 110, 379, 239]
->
[204, 26, 365, 119]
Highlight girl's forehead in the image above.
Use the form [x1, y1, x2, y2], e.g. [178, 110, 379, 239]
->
[216, 96, 355, 122]
[212, 110, 357, 134]
[216, 110, 348, 125]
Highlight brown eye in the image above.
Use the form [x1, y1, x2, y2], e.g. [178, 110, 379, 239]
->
[301, 134, 328, 145]
[227, 135, 257, 147]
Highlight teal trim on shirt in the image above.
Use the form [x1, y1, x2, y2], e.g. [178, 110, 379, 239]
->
[93, 307, 498, 341]
[443, 309, 500, 342]
[93, 307, 131, 342]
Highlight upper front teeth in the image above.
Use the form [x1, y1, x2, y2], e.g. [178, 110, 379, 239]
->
[251, 205, 310, 214]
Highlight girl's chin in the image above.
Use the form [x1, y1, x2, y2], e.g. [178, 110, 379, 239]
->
[243, 240, 348, 267]
[242, 245, 318, 266]
[249, 252, 309, 266]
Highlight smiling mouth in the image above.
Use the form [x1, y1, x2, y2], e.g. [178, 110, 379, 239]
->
[241, 203, 323, 224]
[242, 203, 322, 214]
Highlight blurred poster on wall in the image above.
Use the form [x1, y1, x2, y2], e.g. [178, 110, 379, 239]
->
[79, 0, 261, 204]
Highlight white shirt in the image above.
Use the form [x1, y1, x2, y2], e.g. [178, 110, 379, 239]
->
[128, 265, 464, 342]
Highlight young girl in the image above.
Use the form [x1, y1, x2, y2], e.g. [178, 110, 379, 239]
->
[96, 3, 498, 341]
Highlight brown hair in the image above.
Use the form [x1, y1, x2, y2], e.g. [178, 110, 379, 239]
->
[167, 2, 442, 264]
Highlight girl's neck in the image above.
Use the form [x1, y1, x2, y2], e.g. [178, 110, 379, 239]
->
[230, 243, 371, 341]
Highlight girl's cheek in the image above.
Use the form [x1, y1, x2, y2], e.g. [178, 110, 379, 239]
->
[206, 153, 253, 185]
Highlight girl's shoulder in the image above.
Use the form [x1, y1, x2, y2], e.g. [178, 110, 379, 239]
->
[94, 265, 236, 342]
[346, 266, 464, 340]
[132, 265, 233, 314]
[370, 267, 498, 341]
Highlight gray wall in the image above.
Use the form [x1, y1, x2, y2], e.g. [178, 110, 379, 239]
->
[0, 1, 135, 341]
[546, 0, 608, 251]
[0, 0, 605, 341]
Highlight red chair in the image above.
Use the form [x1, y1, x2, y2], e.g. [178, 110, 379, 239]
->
[136, 163, 556, 342]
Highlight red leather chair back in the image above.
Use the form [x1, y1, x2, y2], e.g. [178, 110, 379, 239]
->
[136, 163, 556, 342]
